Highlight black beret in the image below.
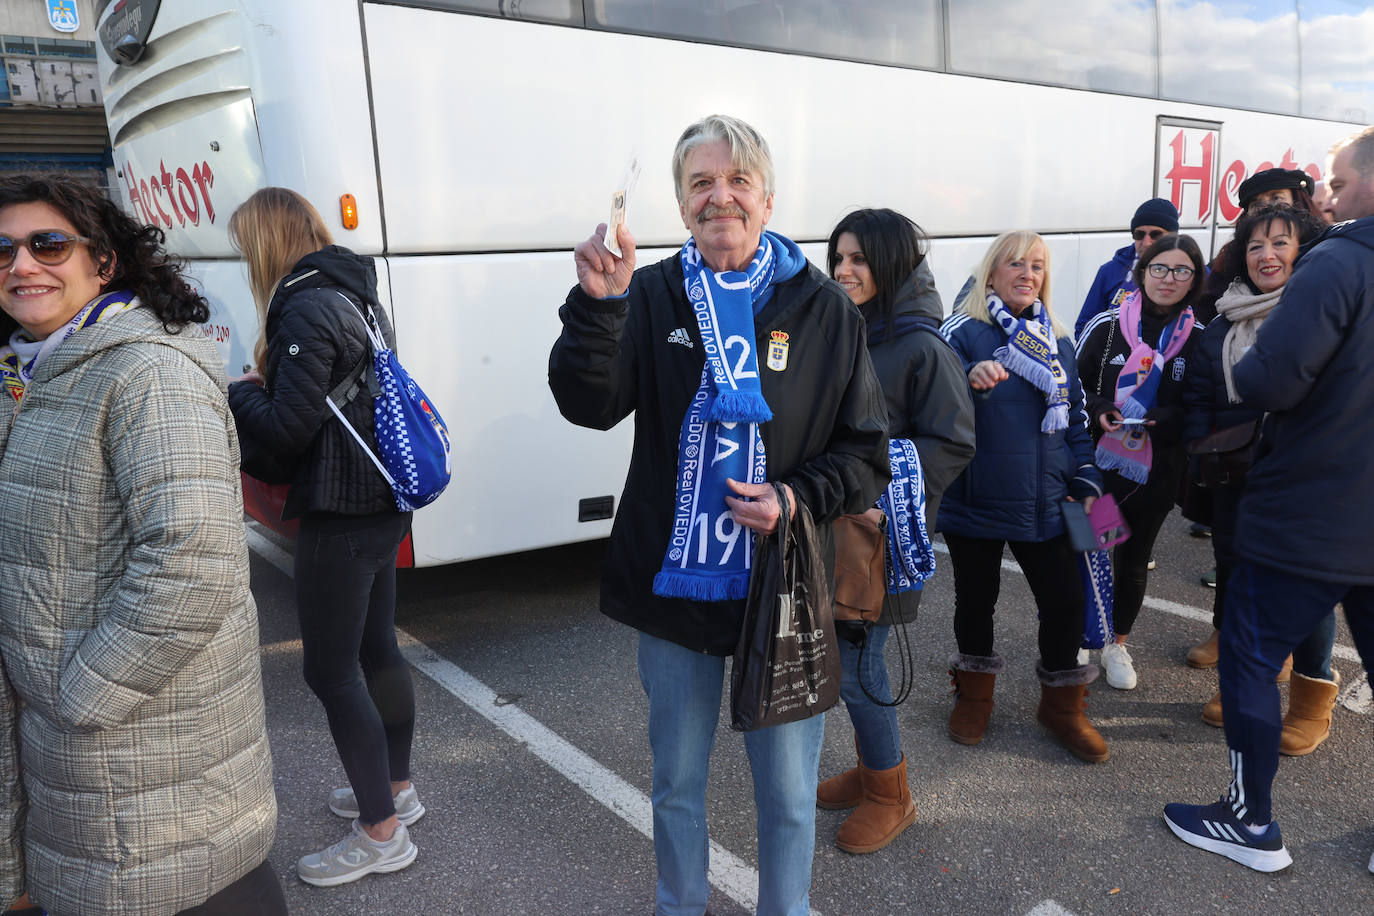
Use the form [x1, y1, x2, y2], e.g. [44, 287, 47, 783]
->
[1237, 168, 1314, 208]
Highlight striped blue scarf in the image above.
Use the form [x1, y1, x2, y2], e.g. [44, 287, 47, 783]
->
[878, 437, 935, 593]
[653, 232, 804, 601]
[987, 293, 1069, 433]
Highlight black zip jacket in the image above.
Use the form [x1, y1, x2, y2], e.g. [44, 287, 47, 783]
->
[549, 252, 890, 655]
[865, 263, 975, 623]
[228, 246, 399, 519]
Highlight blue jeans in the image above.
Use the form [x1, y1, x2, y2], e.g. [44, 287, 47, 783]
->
[637, 633, 824, 916]
[837, 625, 902, 770]
[1219, 561, 1374, 826]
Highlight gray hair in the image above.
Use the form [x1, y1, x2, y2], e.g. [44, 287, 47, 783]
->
[1331, 125, 1374, 179]
[671, 115, 775, 204]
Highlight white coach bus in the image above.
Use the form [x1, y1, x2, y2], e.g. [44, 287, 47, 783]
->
[93, 0, 1370, 566]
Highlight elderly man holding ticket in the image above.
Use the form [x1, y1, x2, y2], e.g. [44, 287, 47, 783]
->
[549, 114, 888, 916]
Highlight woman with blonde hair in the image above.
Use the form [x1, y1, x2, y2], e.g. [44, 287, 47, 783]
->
[938, 231, 1108, 762]
[227, 187, 422, 887]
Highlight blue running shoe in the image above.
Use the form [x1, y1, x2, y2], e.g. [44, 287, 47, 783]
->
[1163, 800, 1292, 872]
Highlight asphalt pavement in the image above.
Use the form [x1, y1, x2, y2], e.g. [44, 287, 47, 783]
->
[246, 511, 1374, 915]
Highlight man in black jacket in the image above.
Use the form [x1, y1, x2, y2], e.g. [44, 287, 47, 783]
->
[549, 115, 888, 916]
[1165, 125, 1374, 875]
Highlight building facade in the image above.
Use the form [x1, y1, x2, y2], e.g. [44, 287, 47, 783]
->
[1, 0, 110, 181]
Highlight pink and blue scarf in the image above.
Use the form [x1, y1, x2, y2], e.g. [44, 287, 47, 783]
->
[987, 293, 1069, 433]
[653, 231, 805, 601]
[1095, 290, 1195, 484]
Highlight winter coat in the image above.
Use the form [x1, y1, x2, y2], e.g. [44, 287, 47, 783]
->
[937, 310, 1102, 542]
[0, 306, 276, 915]
[864, 263, 975, 623]
[549, 251, 890, 656]
[228, 245, 399, 519]
[1232, 216, 1374, 584]
[1073, 243, 1136, 339]
[1075, 302, 1202, 502]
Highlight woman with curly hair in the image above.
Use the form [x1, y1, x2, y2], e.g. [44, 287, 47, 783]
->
[0, 174, 282, 915]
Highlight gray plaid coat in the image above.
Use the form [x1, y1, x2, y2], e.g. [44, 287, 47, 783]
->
[0, 306, 276, 915]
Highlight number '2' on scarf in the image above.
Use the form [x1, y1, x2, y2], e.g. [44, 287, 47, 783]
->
[652, 232, 805, 601]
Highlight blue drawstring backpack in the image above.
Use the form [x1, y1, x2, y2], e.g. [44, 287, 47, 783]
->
[326, 291, 452, 511]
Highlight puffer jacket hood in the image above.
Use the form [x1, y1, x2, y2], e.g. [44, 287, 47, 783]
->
[34, 299, 224, 389]
[893, 259, 944, 322]
[281, 244, 381, 308]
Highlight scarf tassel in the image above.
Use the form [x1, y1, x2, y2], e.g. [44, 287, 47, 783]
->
[705, 389, 774, 424]
[996, 345, 1057, 398]
[1040, 403, 1069, 434]
[653, 569, 750, 602]
[1095, 444, 1150, 484]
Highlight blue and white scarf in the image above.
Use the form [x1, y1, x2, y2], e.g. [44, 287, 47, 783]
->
[1079, 550, 1115, 650]
[0, 291, 138, 402]
[986, 292, 1069, 433]
[653, 232, 806, 601]
[876, 437, 934, 593]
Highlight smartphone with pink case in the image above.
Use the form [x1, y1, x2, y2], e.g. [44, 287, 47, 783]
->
[1088, 493, 1131, 549]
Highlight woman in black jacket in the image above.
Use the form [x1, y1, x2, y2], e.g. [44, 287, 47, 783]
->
[818, 209, 975, 854]
[227, 188, 421, 887]
[1076, 234, 1205, 691]
[1182, 204, 1338, 750]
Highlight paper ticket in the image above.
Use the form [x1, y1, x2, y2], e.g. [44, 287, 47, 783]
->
[604, 157, 641, 257]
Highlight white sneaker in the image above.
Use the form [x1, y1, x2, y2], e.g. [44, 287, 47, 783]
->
[297, 821, 417, 887]
[1076, 648, 1091, 667]
[1101, 642, 1138, 690]
[329, 785, 425, 826]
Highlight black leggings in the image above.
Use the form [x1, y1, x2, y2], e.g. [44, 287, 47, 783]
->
[175, 860, 286, 915]
[1109, 475, 1179, 636]
[296, 511, 415, 826]
[945, 532, 1084, 672]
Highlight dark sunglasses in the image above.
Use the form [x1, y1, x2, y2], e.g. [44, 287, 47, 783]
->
[0, 230, 92, 269]
[1132, 228, 1167, 242]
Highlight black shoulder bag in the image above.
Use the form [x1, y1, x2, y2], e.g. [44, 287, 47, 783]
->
[729, 484, 842, 731]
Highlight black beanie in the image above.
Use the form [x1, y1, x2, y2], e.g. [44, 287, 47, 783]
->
[1131, 198, 1180, 232]
[1237, 168, 1314, 209]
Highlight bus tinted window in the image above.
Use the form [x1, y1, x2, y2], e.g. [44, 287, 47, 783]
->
[590, 0, 941, 69]
[395, 0, 583, 26]
[1160, 0, 1299, 115]
[947, 0, 1157, 96]
[1299, 0, 1374, 123]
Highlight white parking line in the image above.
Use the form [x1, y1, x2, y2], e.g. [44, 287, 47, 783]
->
[244, 525, 773, 914]
[1026, 902, 1076, 916]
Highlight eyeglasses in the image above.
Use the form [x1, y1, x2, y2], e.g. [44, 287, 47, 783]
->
[0, 230, 92, 270]
[1132, 228, 1167, 242]
[1146, 263, 1195, 281]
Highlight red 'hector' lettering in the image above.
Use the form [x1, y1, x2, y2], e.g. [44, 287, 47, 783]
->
[117, 156, 217, 228]
[1165, 131, 1214, 221]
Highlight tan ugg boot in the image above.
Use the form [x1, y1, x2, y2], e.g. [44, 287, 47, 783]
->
[1201, 690, 1224, 727]
[1279, 671, 1340, 756]
[834, 757, 917, 854]
[1186, 630, 1219, 669]
[817, 738, 862, 810]
[947, 653, 1003, 745]
[1036, 663, 1109, 763]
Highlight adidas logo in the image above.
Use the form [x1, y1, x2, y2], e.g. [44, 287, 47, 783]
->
[667, 328, 694, 348]
[1110, 354, 1126, 365]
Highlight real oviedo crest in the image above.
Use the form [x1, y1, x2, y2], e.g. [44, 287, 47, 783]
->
[48, 0, 79, 33]
[766, 330, 789, 372]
